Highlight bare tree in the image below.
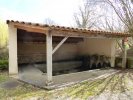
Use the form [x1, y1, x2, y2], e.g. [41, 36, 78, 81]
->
[104, 0, 133, 33]
[131, 0, 133, 3]
[0, 20, 8, 48]
[74, 0, 102, 28]
[97, 13, 124, 32]
[44, 18, 57, 25]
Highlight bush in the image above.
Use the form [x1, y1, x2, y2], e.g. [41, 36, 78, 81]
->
[0, 60, 8, 70]
[0, 47, 8, 60]
[0, 19, 8, 48]
[127, 58, 133, 68]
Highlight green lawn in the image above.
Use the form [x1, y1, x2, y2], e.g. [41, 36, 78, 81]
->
[0, 72, 48, 100]
[0, 70, 133, 100]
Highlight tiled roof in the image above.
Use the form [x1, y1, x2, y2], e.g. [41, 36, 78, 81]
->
[7, 20, 132, 38]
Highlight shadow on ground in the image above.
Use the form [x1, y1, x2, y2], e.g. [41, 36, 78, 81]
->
[1, 69, 133, 100]
[53, 69, 133, 100]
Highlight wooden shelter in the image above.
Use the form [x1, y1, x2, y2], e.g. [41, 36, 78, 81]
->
[7, 20, 132, 84]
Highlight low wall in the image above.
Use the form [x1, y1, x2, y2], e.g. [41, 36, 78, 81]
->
[26, 60, 82, 74]
[18, 42, 78, 64]
[18, 38, 115, 64]
[78, 38, 114, 57]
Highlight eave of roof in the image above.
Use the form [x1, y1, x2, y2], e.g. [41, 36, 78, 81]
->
[7, 20, 133, 38]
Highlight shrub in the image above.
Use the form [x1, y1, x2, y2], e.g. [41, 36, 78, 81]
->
[0, 47, 8, 70]
[0, 47, 8, 59]
[0, 60, 8, 70]
[0, 19, 8, 48]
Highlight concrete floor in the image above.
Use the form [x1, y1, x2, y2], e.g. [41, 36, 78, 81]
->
[19, 66, 119, 89]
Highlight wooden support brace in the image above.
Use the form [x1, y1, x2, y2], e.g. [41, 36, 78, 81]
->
[52, 36, 68, 54]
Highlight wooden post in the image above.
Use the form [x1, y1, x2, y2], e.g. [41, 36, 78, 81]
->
[8, 25, 18, 78]
[46, 32, 53, 83]
[111, 40, 116, 67]
[122, 38, 127, 69]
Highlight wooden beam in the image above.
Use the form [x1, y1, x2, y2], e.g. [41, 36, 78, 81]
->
[46, 32, 53, 83]
[17, 29, 83, 43]
[52, 36, 68, 54]
[12, 23, 130, 38]
[51, 30, 129, 38]
[8, 21, 132, 38]
[51, 30, 106, 38]
[14, 24, 49, 34]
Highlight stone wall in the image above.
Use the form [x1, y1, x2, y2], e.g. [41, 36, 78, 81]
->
[18, 42, 79, 64]
[18, 38, 115, 64]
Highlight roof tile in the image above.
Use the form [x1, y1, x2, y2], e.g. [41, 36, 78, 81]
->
[6, 20, 132, 37]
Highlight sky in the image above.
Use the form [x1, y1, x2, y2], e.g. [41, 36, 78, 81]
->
[0, 0, 83, 26]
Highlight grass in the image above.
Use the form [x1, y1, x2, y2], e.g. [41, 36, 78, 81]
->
[0, 72, 9, 83]
[0, 72, 52, 100]
[0, 69, 133, 99]
[0, 85, 44, 99]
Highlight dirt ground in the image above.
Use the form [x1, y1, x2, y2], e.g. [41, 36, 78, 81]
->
[0, 69, 133, 100]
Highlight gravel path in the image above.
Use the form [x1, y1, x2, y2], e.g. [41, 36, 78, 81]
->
[89, 91, 133, 100]
[50, 69, 133, 100]
[1, 69, 133, 100]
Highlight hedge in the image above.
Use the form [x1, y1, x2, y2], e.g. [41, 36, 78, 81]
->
[0, 60, 8, 70]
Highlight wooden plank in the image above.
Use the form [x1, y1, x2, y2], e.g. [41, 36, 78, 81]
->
[51, 29, 130, 38]
[14, 24, 49, 34]
[17, 30, 83, 43]
[52, 36, 68, 54]
[46, 33, 53, 83]
[51, 30, 125, 38]
[13, 23, 130, 38]
[52, 37, 83, 43]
